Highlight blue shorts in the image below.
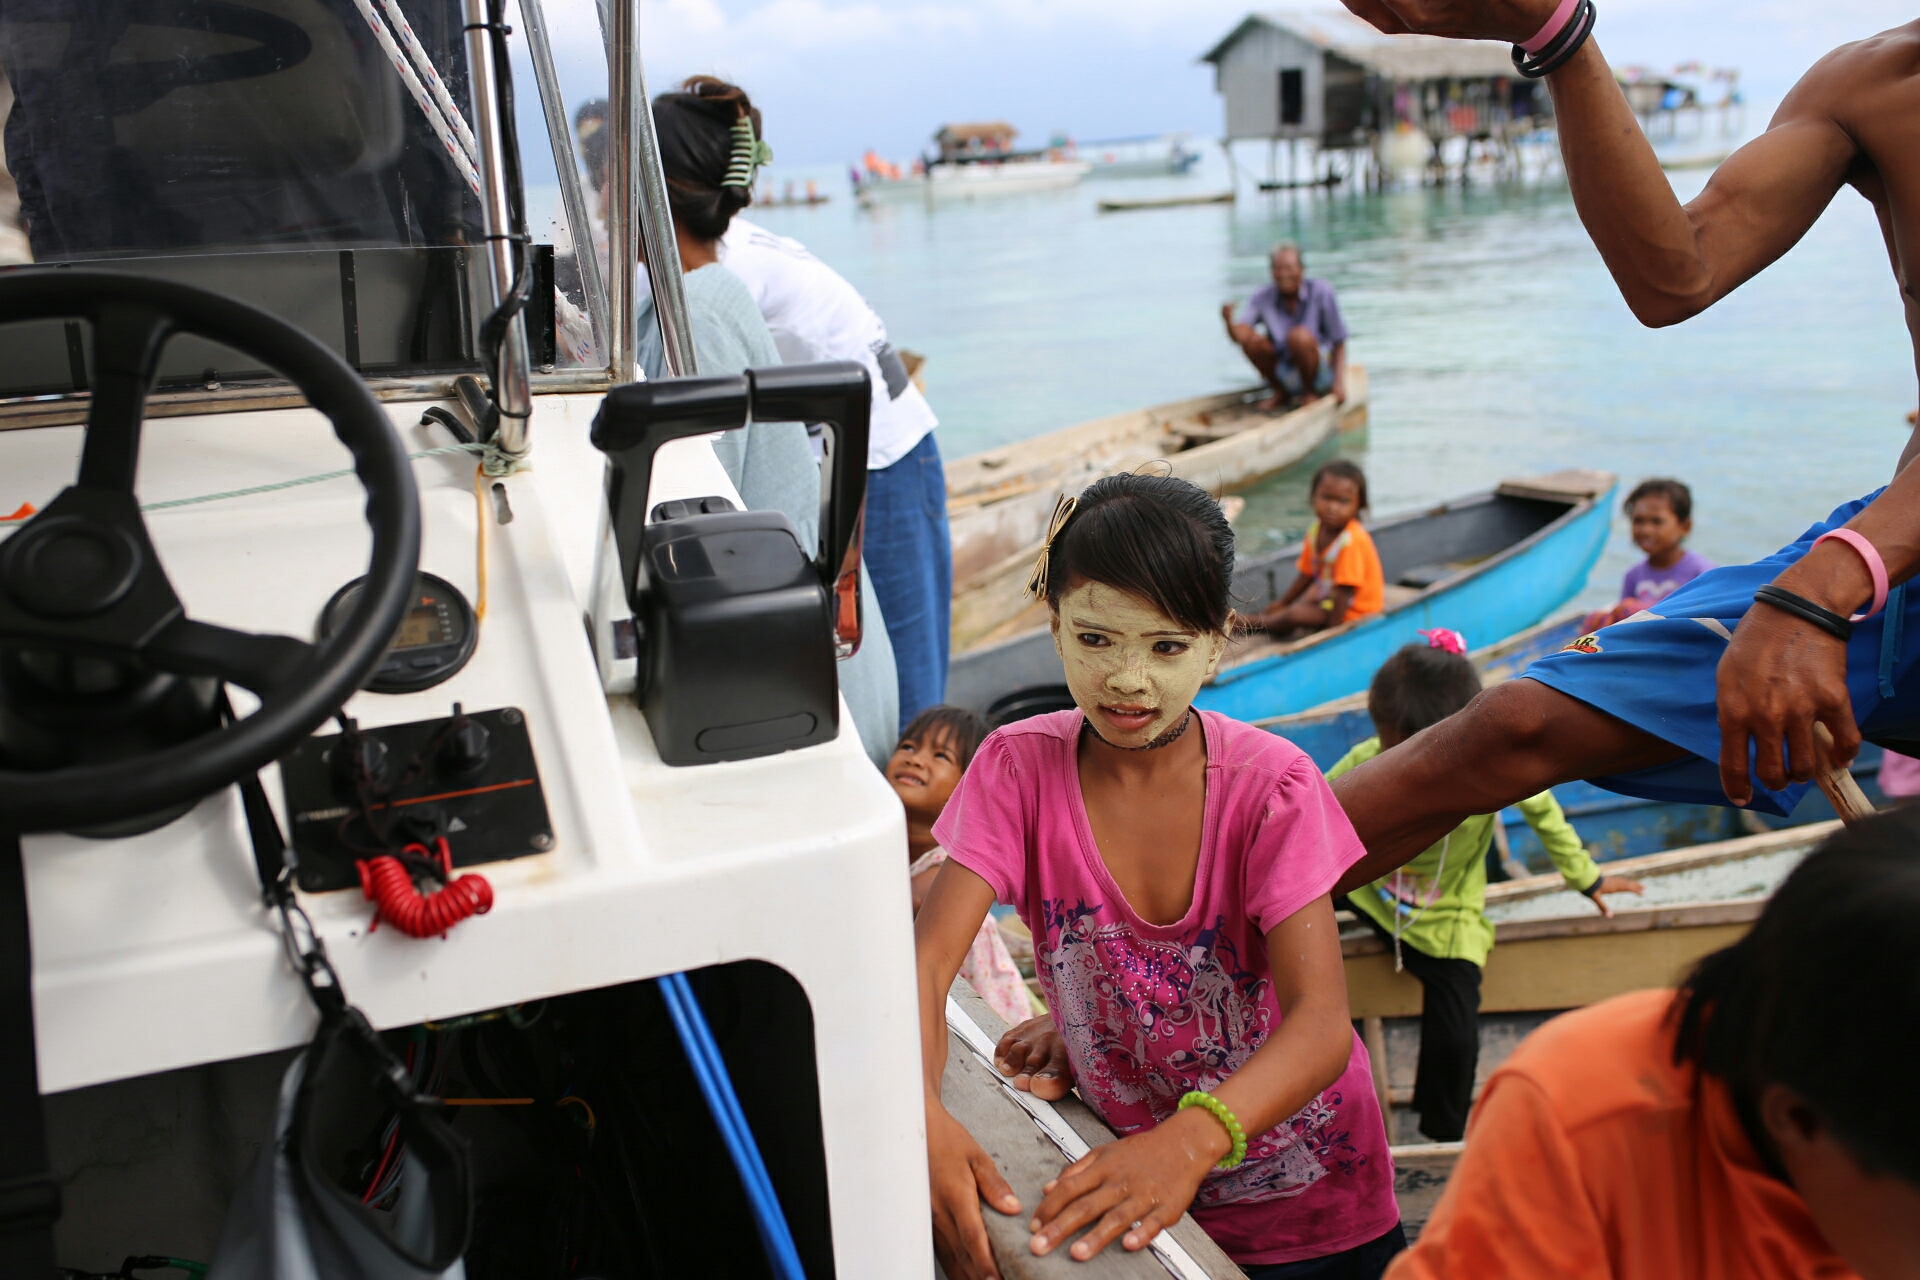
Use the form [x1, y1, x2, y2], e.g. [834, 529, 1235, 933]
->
[1525, 488, 1920, 816]
[1275, 347, 1335, 397]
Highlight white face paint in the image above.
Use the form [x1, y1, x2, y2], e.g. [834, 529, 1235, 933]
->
[1051, 580, 1229, 748]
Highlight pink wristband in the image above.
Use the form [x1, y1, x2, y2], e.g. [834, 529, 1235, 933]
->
[1812, 528, 1888, 621]
[1520, 0, 1582, 54]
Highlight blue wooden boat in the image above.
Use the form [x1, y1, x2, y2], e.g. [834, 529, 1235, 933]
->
[946, 469, 1619, 726]
[1261, 614, 1889, 870]
[1195, 469, 1617, 721]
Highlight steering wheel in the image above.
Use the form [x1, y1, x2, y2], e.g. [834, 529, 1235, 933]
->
[0, 271, 420, 834]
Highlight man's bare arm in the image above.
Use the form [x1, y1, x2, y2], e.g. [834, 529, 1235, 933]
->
[1340, 2, 1861, 326]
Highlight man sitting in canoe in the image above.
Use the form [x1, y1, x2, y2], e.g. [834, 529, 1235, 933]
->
[1221, 241, 1349, 411]
[1323, 8, 1920, 889]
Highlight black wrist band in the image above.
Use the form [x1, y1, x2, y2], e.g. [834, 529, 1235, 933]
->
[1753, 584, 1854, 642]
[1512, 0, 1597, 78]
[1580, 875, 1603, 897]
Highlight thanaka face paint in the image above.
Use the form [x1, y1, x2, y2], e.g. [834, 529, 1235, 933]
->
[1050, 580, 1229, 748]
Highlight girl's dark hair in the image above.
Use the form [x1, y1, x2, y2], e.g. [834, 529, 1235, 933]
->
[651, 76, 760, 242]
[1042, 473, 1236, 634]
[1367, 643, 1481, 739]
[897, 705, 991, 770]
[1310, 458, 1368, 512]
[1673, 808, 1920, 1185]
[1626, 477, 1693, 522]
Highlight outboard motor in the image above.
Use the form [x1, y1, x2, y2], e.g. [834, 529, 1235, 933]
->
[591, 361, 870, 765]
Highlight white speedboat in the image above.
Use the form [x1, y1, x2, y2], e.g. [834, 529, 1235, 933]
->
[856, 157, 1092, 204]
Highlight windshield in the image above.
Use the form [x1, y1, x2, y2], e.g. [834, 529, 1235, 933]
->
[0, 0, 607, 390]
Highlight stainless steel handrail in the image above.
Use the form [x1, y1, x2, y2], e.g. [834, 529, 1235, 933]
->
[518, 0, 609, 362]
[463, 0, 533, 459]
[614, 0, 696, 378]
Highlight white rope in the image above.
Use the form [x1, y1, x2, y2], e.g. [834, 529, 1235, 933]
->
[346, 0, 482, 195]
[377, 0, 480, 164]
[945, 997, 1213, 1280]
[1391, 832, 1450, 973]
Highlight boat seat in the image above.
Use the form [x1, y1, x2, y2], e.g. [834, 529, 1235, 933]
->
[1394, 562, 1458, 590]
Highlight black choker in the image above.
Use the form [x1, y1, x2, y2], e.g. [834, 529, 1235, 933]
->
[1084, 708, 1195, 751]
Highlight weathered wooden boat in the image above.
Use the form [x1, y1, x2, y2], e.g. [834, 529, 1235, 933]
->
[1264, 614, 1888, 865]
[947, 469, 1616, 726]
[1347, 821, 1837, 1233]
[948, 370, 1368, 581]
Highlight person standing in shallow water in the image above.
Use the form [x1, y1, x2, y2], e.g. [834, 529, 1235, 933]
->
[1221, 242, 1349, 411]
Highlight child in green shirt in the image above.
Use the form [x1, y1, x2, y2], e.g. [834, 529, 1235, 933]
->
[1327, 632, 1643, 1141]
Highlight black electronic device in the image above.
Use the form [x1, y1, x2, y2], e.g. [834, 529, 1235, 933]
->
[590, 362, 871, 765]
[278, 705, 553, 892]
[320, 571, 477, 693]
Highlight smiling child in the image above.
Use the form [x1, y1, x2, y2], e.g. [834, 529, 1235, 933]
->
[1582, 478, 1715, 631]
[915, 473, 1398, 1280]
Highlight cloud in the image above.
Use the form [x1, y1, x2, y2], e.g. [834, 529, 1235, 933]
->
[533, 0, 1917, 161]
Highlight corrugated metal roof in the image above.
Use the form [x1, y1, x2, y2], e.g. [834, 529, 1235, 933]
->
[1202, 9, 1521, 81]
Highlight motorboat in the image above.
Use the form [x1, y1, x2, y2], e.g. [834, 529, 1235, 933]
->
[854, 122, 1092, 205]
[1075, 132, 1204, 178]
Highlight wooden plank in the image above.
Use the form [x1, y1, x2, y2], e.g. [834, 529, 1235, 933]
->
[1481, 822, 1834, 907]
[1389, 1142, 1462, 1241]
[1494, 468, 1616, 503]
[942, 981, 1247, 1279]
[1344, 920, 1754, 1018]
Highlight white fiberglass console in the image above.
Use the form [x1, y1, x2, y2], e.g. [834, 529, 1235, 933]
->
[3, 391, 929, 1275]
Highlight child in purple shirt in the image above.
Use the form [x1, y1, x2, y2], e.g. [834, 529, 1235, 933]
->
[915, 474, 1398, 1279]
[1583, 478, 1715, 631]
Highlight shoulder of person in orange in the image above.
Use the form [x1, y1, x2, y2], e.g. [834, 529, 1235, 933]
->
[1387, 813, 1920, 1280]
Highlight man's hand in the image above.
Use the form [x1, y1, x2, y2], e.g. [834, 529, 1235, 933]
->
[1582, 874, 1644, 919]
[1338, 0, 1559, 43]
[1716, 575, 1863, 807]
[1028, 1107, 1224, 1261]
[929, 1101, 1022, 1280]
[995, 1015, 1074, 1100]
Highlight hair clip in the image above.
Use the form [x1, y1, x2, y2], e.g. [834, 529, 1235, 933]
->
[1419, 627, 1468, 655]
[722, 116, 773, 188]
[1025, 493, 1079, 601]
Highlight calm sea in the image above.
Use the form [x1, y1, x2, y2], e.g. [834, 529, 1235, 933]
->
[730, 147, 1913, 613]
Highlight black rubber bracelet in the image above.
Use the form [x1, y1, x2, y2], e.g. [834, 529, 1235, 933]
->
[1512, 0, 1597, 78]
[1753, 584, 1854, 642]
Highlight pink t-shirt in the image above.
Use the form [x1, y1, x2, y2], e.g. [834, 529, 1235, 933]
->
[932, 710, 1398, 1266]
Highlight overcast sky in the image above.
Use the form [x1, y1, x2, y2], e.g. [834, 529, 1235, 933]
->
[592, 0, 1914, 163]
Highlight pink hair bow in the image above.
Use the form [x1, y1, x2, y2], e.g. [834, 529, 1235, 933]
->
[1420, 627, 1468, 655]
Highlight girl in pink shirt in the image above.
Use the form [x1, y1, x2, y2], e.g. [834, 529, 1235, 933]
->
[915, 474, 1399, 1280]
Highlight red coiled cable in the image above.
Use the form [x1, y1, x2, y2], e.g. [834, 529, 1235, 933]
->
[357, 837, 493, 939]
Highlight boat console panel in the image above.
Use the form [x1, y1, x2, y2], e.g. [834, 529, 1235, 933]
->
[278, 705, 553, 893]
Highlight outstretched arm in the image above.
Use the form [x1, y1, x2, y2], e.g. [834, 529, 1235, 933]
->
[1338, 2, 1859, 326]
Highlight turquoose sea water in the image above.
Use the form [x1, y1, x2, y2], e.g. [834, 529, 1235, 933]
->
[652, 147, 1914, 613]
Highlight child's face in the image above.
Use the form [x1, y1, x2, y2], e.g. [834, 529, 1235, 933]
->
[1312, 475, 1362, 532]
[1630, 495, 1689, 558]
[887, 727, 965, 822]
[1050, 579, 1228, 748]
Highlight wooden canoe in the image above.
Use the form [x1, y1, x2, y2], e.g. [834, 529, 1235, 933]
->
[945, 370, 1369, 651]
[1350, 821, 1836, 1233]
[947, 468, 1616, 726]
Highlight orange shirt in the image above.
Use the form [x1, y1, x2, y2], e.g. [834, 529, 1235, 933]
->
[1295, 519, 1385, 619]
[1388, 990, 1855, 1280]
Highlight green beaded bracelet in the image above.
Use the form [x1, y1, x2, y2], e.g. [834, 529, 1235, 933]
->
[1178, 1090, 1248, 1169]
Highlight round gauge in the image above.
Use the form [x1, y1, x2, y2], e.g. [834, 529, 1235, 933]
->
[320, 571, 478, 694]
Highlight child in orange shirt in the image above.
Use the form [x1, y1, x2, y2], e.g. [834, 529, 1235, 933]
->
[1254, 460, 1385, 637]
[1388, 810, 1920, 1280]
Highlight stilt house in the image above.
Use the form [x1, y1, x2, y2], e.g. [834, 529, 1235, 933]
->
[1201, 10, 1549, 154]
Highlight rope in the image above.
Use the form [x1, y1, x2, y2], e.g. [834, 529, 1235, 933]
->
[138, 442, 488, 512]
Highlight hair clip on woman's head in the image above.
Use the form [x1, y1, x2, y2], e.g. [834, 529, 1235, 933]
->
[1026, 493, 1079, 601]
[1420, 627, 1468, 655]
[722, 116, 774, 188]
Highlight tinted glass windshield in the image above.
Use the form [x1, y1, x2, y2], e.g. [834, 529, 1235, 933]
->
[0, 0, 484, 259]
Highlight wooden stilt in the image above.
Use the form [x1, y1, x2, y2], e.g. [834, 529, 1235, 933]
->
[1362, 1016, 1392, 1131]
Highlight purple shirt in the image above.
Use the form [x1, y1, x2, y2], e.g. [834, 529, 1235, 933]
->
[1622, 549, 1713, 606]
[1237, 278, 1348, 368]
[933, 711, 1396, 1266]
